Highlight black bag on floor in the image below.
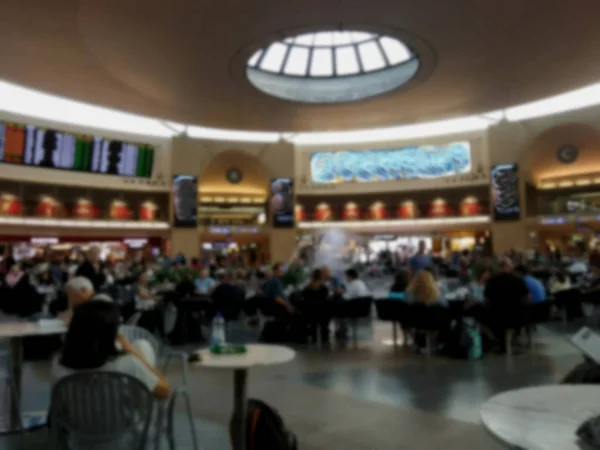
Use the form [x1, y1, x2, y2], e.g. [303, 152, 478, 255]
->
[561, 358, 600, 384]
[231, 399, 297, 450]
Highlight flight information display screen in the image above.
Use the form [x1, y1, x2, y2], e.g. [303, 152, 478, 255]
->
[0, 122, 154, 178]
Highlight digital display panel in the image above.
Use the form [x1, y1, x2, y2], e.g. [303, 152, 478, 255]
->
[172, 175, 198, 227]
[0, 121, 154, 177]
[310, 142, 471, 184]
[491, 163, 520, 221]
[270, 178, 295, 228]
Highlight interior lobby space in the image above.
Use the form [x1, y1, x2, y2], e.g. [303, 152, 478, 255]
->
[3, 1, 600, 449]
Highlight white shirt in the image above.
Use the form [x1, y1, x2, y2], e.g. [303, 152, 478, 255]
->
[568, 261, 588, 274]
[53, 354, 159, 393]
[343, 279, 370, 300]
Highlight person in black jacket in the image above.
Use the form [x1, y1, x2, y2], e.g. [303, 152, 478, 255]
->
[75, 247, 105, 291]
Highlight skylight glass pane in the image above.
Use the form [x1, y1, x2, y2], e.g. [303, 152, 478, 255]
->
[259, 43, 287, 72]
[313, 31, 334, 46]
[350, 31, 373, 44]
[358, 41, 386, 71]
[332, 31, 353, 46]
[283, 46, 310, 76]
[247, 50, 263, 67]
[295, 33, 315, 46]
[335, 46, 360, 75]
[379, 36, 411, 64]
[283, 37, 295, 44]
[310, 48, 333, 76]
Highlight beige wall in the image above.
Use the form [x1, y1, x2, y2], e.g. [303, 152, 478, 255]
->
[295, 131, 490, 195]
[169, 136, 296, 262]
[170, 228, 198, 259]
[0, 110, 171, 192]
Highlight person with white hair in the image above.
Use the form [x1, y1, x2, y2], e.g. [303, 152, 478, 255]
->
[59, 276, 158, 370]
[59, 276, 112, 325]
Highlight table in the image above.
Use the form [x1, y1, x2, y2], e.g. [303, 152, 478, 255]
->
[193, 344, 295, 450]
[0, 319, 66, 433]
[480, 385, 600, 450]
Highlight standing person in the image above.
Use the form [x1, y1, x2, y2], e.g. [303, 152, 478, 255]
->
[409, 241, 431, 278]
[75, 247, 105, 291]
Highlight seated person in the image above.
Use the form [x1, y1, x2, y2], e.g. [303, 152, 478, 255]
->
[477, 258, 530, 350]
[133, 271, 162, 334]
[322, 266, 344, 298]
[515, 265, 547, 303]
[302, 269, 331, 343]
[469, 268, 490, 303]
[194, 269, 216, 294]
[211, 270, 244, 317]
[389, 271, 408, 300]
[343, 269, 370, 300]
[53, 300, 171, 400]
[548, 269, 572, 294]
[406, 270, 444, 307]
[133, 272, 159, 311]
[262, 263, 294, 316]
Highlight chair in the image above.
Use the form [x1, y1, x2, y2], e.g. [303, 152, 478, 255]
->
[525, 301, 553, 351]
[408, 303, 450, 356]
[554, 288, 583, 323]
[119, 325, 198, 450]
[0, 346, 22, 442]
[336, 297, 373, 345]
[49, 372, 154, 450]
[375, 299, 407, 349]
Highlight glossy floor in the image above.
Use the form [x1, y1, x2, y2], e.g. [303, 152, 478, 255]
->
[0, 321, 585, 449]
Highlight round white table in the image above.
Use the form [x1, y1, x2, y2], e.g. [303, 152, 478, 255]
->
[193, 344, 295, 450]
[480, 385, 600, 450]
[0, 319, 66, 433]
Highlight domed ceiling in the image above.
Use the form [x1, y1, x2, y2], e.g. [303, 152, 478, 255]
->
[2, 0, 600, 132]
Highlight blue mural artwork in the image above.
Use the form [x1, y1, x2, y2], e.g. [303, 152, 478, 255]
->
[310, 142, 471, 184]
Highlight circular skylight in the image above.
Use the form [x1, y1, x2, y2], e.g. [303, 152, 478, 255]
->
[246, 30, 420, 103]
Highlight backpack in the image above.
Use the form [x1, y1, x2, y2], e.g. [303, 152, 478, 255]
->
[444, 318, 482, 360]
[231, 399, 298, 450]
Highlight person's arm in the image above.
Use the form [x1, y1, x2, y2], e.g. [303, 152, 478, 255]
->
[116, 335, 172, 399]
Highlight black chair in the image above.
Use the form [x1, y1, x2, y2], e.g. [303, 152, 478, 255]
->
[555, 288, 584, 322]
[375, 299, 407, 349]
[335, 297, 373, 345]
[406, 303, 451, 356]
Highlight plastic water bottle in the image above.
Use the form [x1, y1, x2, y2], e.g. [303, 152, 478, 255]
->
[211, 312, 226, 346]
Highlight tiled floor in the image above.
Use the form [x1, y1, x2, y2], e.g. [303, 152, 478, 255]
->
[0, 320, 586, 449]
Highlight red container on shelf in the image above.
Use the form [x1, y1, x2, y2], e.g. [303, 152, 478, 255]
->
[397, 200, 419, 219]
[342, 202, 360, 220]
[459, 196, 481, 216]
[369, 201, 387, 220]
[314, 203, 332, 221]
[139, 201, 158, 220]
[0, 194, 22, 216]
[35, 196, 63, 218]
[73, 198, 100, 219]
[294, 204, 306, 222]
[427, 199, 453, 217]
[109, 200, 131, 220]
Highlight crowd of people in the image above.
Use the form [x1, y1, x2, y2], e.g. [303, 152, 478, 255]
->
[0, 240, 598, 408]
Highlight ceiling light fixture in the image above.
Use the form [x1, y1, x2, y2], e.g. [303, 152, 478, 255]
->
[0, 80, 176, 139]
